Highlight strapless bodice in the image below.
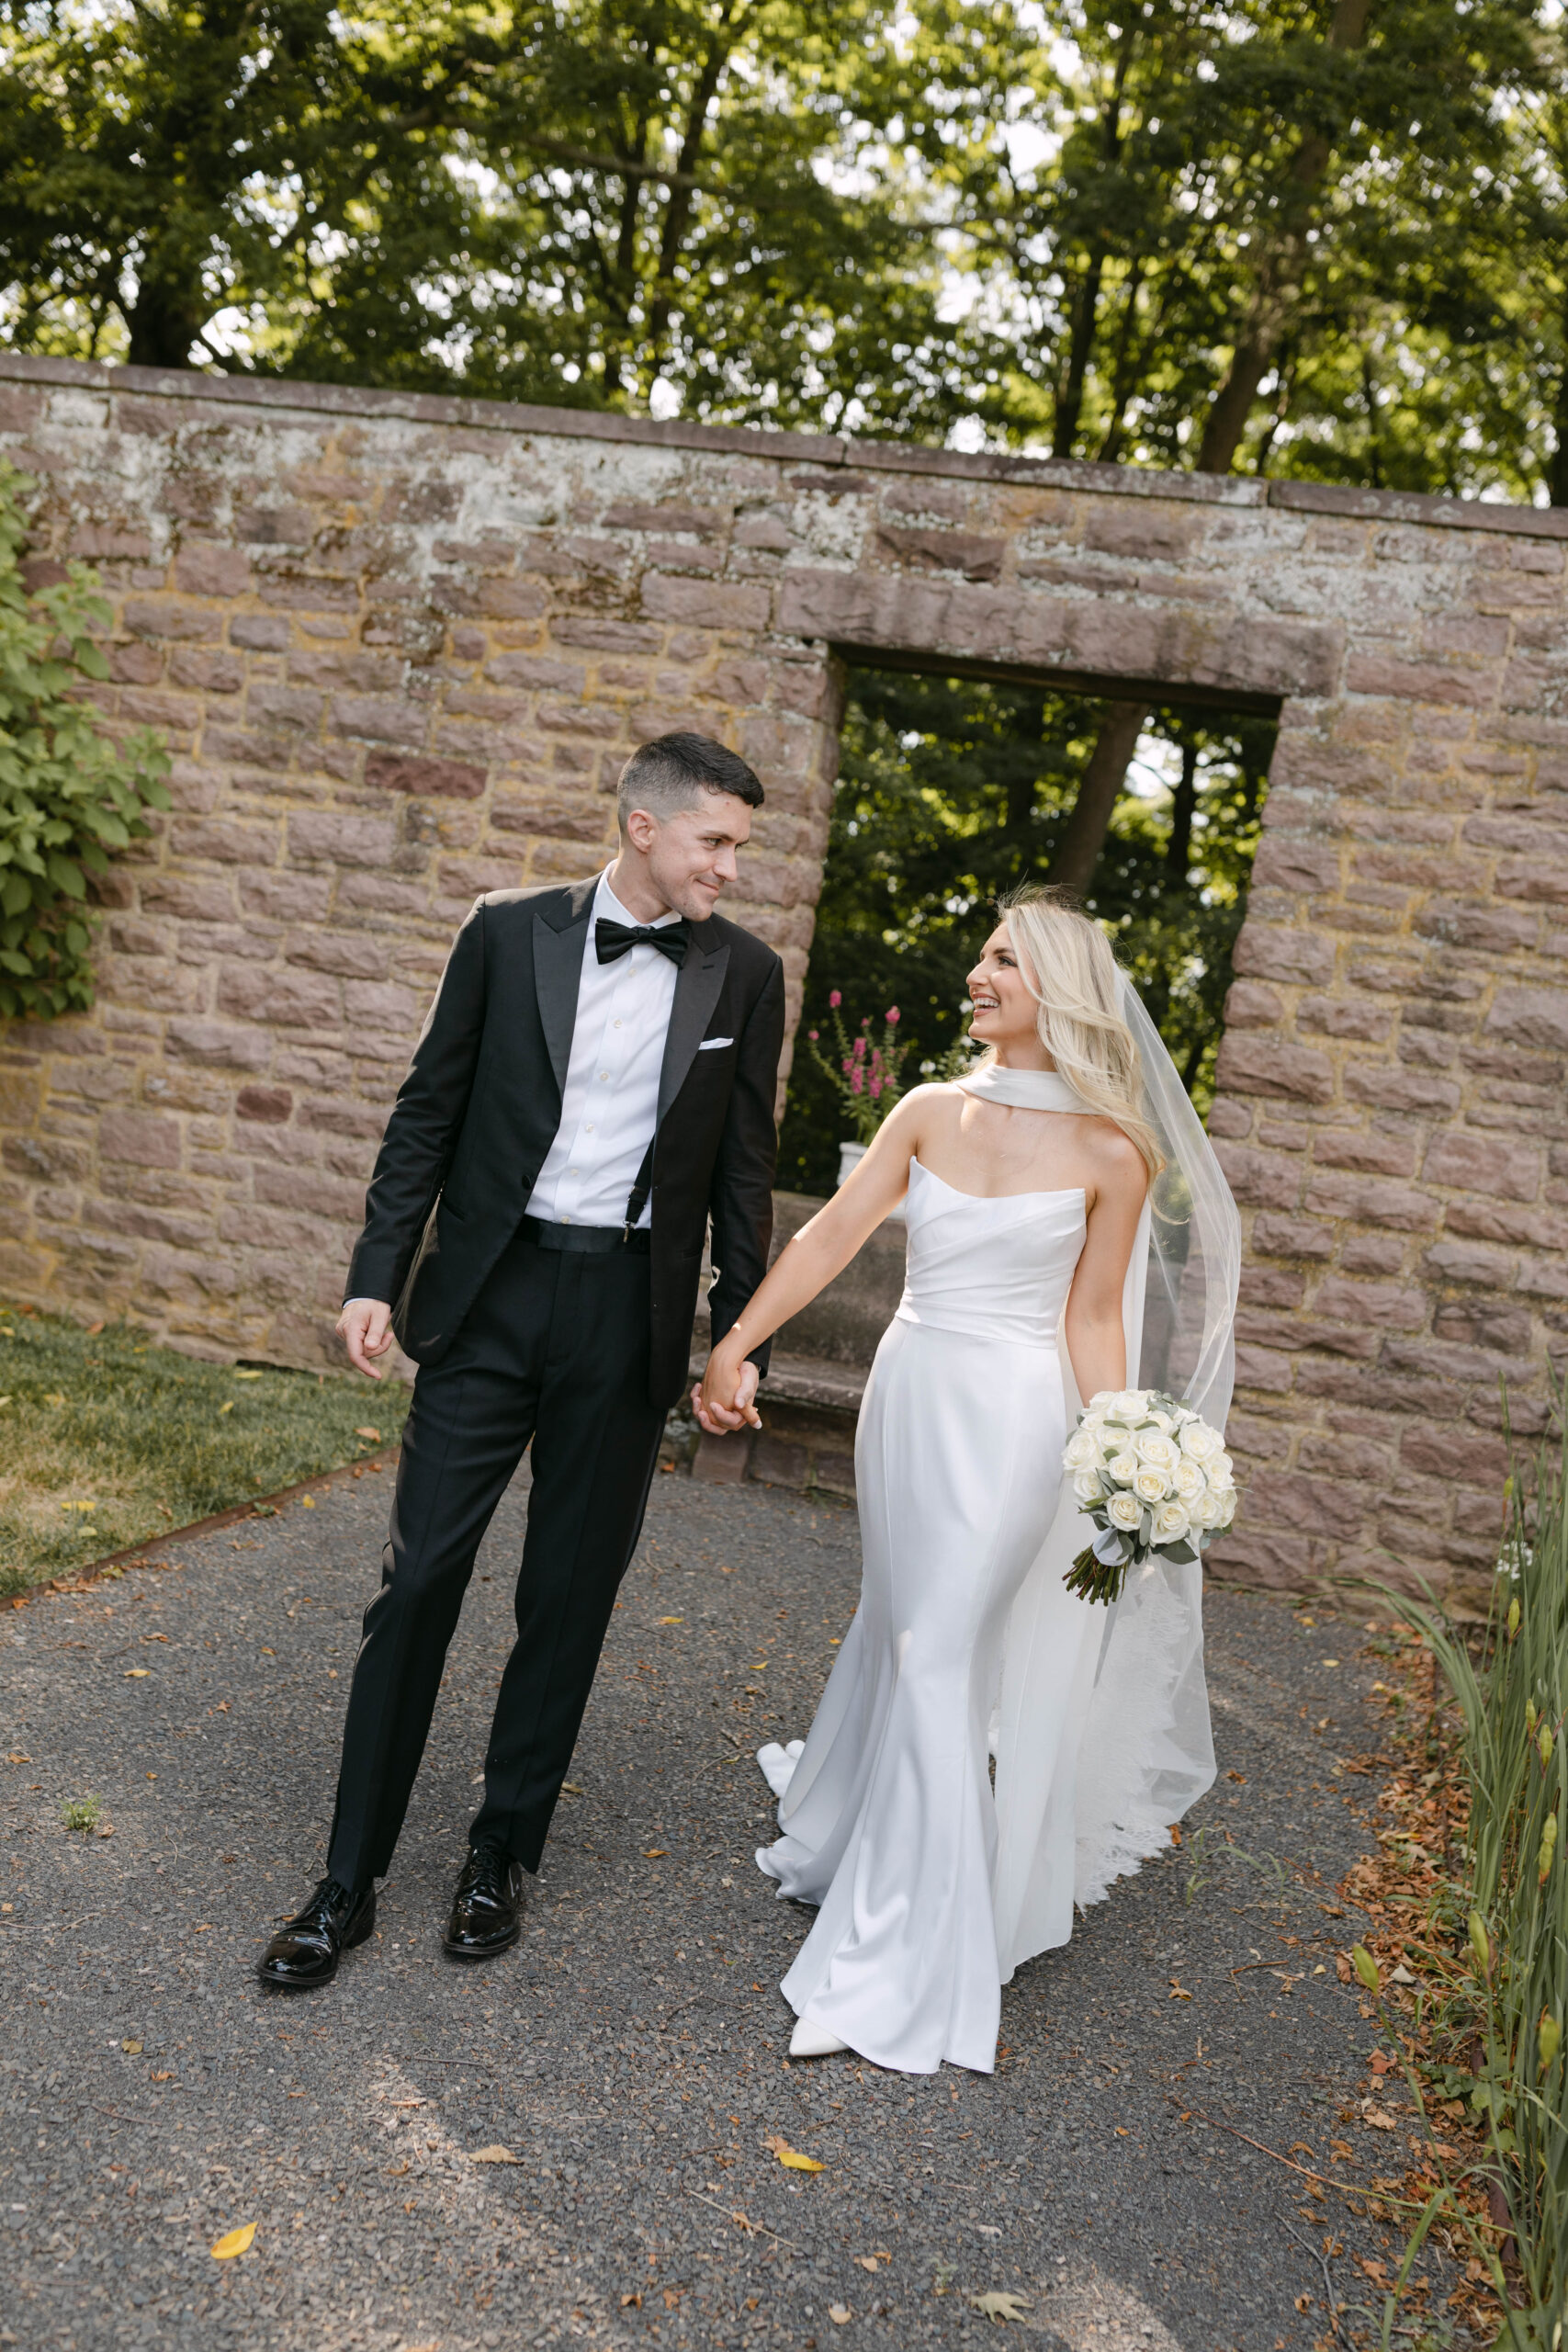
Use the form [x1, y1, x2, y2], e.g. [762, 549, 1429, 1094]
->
[894, 1158, 1087, 1348]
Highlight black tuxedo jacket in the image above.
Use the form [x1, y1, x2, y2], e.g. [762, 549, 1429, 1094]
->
[345, 879, 786, 1408]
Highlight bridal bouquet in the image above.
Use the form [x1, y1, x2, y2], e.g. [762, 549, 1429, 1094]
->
[1061, 1388, 1236, 1605]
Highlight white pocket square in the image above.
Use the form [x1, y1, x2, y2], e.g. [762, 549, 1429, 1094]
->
[697, 1035, 734, 1051]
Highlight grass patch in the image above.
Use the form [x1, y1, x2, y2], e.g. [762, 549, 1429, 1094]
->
[0, 1301, 409, 1597]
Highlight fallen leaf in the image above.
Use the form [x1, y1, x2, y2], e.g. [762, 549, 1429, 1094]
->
[96, 1825, 114, 1839]
[124, 1668, 149, 1679]
[829, 2307, 852, 2326]
[219, 1401, 234, 1415]
[621, 2293, 643, 2309]
[210, 2222, 256, 2259]
[856, 2256, 880, 2272]
[233, 1370, 264, 1380]
[85, 1320, 105, 1335]
[151, 2071, 175, 2083]
[561, 1783, 583, 1794]
[776, 2148, 824, 2173]
[1362, 2108, 1397, 2132]
[121, 2040, 142, 2054]
[1168, 1979, 1192, 2000]
[657, 1616, 683, 1624]
[355, 1426, 380, 1441]
[1295, 2294, 1314, 2312]
[973, 2290, 1033, 2323]
[643, 1849, 668, 1858]
[300, 1496, 315, 1509]
[469, 2144, 521, 2165]
[43, 1392, 64, 1406]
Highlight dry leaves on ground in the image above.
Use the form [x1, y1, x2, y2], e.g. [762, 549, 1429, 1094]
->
[210, 2223, 256, 2259]
[469, 2145, 521, 2165]
[763, 2133, 825, 2172]
[973, 2290, 1033, 2322]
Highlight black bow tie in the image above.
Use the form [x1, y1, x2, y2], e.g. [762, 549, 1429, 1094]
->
[595, 916, 691, 968]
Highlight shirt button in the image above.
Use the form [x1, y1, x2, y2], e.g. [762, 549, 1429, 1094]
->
[614, 1020, 623, 1029]
[584, 1125, 594, 1134]
[568, 1168, 578, 1176]
[599, 1071, 609, 1081]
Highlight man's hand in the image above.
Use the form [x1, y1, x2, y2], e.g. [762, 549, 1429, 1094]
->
[693, 1349, 761, 1436]
[337, 1298, 395, 1379]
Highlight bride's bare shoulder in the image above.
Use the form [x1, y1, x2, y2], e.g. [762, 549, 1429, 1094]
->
[1080, 1114, 1149, 1201]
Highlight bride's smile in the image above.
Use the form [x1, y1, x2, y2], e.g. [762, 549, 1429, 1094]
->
[964, 930, 1054, 1064]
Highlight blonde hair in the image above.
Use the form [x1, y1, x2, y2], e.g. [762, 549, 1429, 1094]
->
[990, 884, 1164, 1178]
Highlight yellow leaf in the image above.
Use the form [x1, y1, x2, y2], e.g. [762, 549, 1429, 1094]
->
[829, 2307, 852, 2326]
[644, 1849, 668, 1858]
[43, 1392, 64, 1406]
[355, 1426, 380, 1441]
[121, 2040, 142, 2054]
[210, 2222, 256, 2260]
[658, 1616, 683, 1624]
[301, 1496, 315, 1508]
[973, 2290, 1033, 2323]
[777, 2148, 825, 2173]
[233, 1369, 264, 1380]
[125, 1668, 149, 1679]
[469, 2145, 521, 2165]
[855, 2256, 880, 2272]
[219, 1401, 234, 1415]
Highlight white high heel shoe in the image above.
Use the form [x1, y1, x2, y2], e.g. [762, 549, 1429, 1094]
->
[789, 2017, 849, 2058]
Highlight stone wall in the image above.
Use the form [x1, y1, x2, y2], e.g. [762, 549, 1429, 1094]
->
[0, 352, 1563, 1607]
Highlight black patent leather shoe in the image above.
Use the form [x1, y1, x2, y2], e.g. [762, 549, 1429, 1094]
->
[444, 1841, 524, 1959]
[257, 1875, 376, 1989]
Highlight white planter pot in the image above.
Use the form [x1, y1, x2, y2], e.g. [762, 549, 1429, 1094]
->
[836, 1138, 904, 1221]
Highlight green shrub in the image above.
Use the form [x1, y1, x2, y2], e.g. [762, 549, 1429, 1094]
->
[0, 459, 171, 1017]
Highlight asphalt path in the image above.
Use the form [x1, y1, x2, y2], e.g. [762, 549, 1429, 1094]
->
[3, 1457, 1451, 2352]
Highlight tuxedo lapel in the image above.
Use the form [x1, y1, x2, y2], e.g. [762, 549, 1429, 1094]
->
[533, 880, 596, 1096]
[658, 932, 729, 1125]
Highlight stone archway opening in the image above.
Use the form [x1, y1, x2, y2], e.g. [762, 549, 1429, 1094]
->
[743, 650, 1281, 1500]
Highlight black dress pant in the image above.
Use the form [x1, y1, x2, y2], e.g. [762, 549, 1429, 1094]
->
[326, 1227, 668, 1890]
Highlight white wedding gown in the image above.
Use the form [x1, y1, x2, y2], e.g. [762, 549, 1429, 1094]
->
[757, 1078, 1224, 2076]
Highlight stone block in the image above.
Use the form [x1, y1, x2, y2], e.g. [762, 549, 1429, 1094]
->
[1247, 1469, 1365, 1542]
[875, 526, 1006, 582]
[1312, 1274, 1426, 1329]
[1423, 1129, 1541, 1202]
[218, 966, 341, 1027]
[1311, 1128, 1416, 1178]
[231, 614, 290, 651]
[1213, 1034, 1334, 1103]
[170, 817, 280, 865]
[1250, 839, 1339, 894]
[175, 544, 251, 597]
[1485, 987, 1568, 1053]
[124, 598, 220, 643]
[1296, 995, 1393, 1041]
[1303, 1171, 1440, 1232]
[1344, 1065, 1461, 1115]
[642, 574, 771, 631]
[1416, 899, 1539, 956]
[236, 1086, 293, 1124]
[288, 812, 398, 866]
[332, 694, 427, 748]
[1248, 1215, 1336, 1259]
[693, 1428, 753, 1484]
[1230, 923, 1335, 988]
[164, 1018, 274, 1071]
[366, 751, 486, 799]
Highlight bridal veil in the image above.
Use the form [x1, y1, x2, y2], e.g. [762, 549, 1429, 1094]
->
[974, 976, 1241, 1982]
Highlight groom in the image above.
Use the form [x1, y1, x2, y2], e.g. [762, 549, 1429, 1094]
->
[258, 731, 785, 1987]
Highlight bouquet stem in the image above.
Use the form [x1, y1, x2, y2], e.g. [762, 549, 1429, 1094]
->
[1065, 1544, 1129, 1607]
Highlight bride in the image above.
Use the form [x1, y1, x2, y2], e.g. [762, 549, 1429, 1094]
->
[694, 885, 1239, 2076]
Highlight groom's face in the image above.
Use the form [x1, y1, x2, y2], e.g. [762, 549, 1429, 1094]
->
[632, 791, 754, 922]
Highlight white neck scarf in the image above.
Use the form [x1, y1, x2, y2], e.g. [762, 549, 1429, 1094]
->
[955, 1063, 1085, 1114]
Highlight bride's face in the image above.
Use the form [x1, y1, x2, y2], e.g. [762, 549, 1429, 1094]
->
[965, 924, 1043, 1057]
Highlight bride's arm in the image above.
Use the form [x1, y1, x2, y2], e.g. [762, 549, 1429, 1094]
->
[694, 1090, 931, 1431]
[1060, 1132, 1148, 1403]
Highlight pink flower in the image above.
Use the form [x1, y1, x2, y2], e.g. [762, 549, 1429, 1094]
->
[829, 989, 841, 1010]
[851, 1069, 863, 1094]
[808, 1029, 818, 1041]
[852, 1035, 866, 1059]
[886, 1007, 900, 1024]
[870, 1077, 883, 1099]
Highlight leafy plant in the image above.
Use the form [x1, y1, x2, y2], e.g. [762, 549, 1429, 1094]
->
[0, 460, 171, 1017]
[61, 1795, 100, 1831]
[1376, 1394, 1568, 2342]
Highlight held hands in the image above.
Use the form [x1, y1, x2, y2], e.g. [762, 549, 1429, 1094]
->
[337, 1297, 395, 1379]
[694, 1340, 761, 1435]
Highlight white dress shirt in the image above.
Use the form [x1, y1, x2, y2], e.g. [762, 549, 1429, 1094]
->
[525, 869, 682, 1230]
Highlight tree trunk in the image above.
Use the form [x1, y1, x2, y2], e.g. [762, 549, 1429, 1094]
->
[1166, 732, 1198, 882]
[126, 272, 207, 370]
[1048, 702, 1145, 896]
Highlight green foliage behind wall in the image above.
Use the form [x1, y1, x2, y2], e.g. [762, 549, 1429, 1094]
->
[0, 464, 171, 1019]
[777, 665, 1271, 1197]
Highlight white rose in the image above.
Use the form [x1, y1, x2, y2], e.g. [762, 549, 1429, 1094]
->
[1214, 1453, 1234, 1485]
[1152, 1499, 1190, 1544]
[1134, 1430, 1179, 1474]
[1207, 1481, 1237, 1528]
[1110, 1389, 1145, 1419]
[1133, 1466, 1170, 1505]
[1107, 1491, 1143, 1531]
[1064, 1428, 1103, 1471]
[1145, 1409, 1177, 1437]
[1179, 1420, 1223, 1464]
[1087, 1390, 1119, 1411]
[1172, 1455, 1206, 1501]
[1107, 1451, 1141, 1486]
[1073, 1468, 1106, 1503]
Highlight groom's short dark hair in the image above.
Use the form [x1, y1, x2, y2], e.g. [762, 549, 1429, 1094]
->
[616, 732, 764, 828]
